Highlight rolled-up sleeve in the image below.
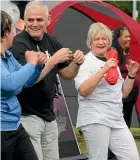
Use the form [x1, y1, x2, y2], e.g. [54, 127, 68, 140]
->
[24, 65, 44, 87]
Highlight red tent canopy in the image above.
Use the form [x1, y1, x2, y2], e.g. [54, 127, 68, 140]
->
[47, 0, 140, 120]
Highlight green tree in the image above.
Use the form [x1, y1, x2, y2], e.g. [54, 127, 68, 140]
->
[104, 1, 140, 22]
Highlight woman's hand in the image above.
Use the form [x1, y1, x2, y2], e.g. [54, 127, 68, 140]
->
[25, 51, 39, 65]
[25, 51, 48, 65]
[102, 58, 117, 73]
[127, 60, 140, 77]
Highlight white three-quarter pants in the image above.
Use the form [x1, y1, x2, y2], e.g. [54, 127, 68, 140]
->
[81, 124, 140, 160]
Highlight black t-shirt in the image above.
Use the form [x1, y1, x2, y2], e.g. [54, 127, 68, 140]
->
[9, 30, 69, 122]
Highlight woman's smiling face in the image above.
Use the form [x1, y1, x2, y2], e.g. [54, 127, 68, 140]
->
[91, 32, 109, 57]
[118, 29, 131, 50]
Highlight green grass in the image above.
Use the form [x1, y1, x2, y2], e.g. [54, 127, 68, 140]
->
[74, 127, 88, 155]
[131, 128, 140, 154]
[74, 127, 140, 156]
[130, 128, 140, 137]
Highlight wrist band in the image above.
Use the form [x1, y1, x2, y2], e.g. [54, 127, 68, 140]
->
[128, 75, 135, 79]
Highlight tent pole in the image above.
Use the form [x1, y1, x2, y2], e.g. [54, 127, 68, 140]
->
[132, 0, 138, 20]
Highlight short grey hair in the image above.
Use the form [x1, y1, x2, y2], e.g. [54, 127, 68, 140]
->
[24, 1, 49, 18]
[86, 22, 112, 48]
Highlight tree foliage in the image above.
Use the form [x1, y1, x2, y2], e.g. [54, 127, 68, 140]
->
[104, 1, 140, 22]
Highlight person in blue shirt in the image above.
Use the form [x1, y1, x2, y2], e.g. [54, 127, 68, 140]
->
[0, 11, 48, 160]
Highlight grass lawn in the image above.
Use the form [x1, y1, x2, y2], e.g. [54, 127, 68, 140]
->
[74, 127, 140, 156]
[130, 128, 140, 154]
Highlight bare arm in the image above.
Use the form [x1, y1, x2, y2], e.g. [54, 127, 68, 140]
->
[58, 62, 80, 80]
[78, 67, 107, 97]
[122, 60, 140, 98]
[37, 49, 84, 82]
[76, 58, 117, 97]
[122, 75, 135, 98]
[35, 48, 73, 83]
[58, 50, 85, 80]
[36, 56, 57, 83]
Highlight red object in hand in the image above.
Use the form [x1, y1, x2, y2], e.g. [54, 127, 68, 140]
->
[105, 49, 119, 85]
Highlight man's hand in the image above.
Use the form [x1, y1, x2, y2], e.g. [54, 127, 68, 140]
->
[37, 52, 48, 65]
[72, 50, 85, 65]
[52, 48, 73, 64]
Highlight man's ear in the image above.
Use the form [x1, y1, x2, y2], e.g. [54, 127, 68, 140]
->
[47, 14, 51, 26]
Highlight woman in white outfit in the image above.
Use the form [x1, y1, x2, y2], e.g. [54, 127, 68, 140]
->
[74, 22, 140, 160]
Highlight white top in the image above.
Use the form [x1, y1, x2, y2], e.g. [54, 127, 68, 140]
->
[74, 52, 125, 128]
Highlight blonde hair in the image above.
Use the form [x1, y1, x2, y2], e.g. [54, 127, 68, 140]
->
[24, 1, 49, 18]
[86, 22, 112, 48]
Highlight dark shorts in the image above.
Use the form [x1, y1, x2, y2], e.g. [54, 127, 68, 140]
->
[1, 124, 38, 160]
